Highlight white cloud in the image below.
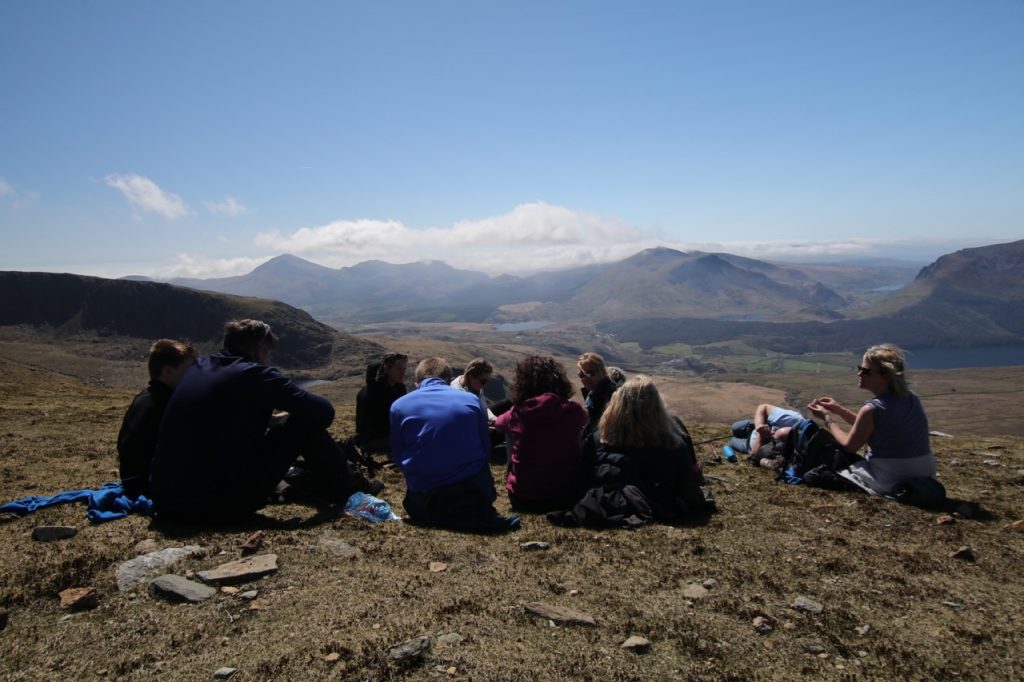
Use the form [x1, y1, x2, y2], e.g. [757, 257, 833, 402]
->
[204, 196, 250, 218]
[154, 253, 272, 279]
[0, 178, 14, 198]
[104, 173, 188, 219]
[254, 202, 649, 273]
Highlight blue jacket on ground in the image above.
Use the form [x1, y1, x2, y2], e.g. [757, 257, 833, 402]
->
[389, 376, 491, 493]
[151, 351, 334, 510]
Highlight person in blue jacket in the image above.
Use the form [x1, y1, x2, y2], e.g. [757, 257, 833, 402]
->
[390, 357, 520, 533]
[150, 319, 371, 522]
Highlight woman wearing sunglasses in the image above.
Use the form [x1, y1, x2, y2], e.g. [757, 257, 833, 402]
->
[806, 343, 936, 495]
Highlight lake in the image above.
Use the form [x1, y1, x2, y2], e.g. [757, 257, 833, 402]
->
[493, 320, 553, 332]
[905, 345, 1024, 369]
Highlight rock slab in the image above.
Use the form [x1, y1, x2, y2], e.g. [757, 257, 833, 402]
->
[198, 554, 278, 585]
[792, 596, 824, 614]
[149, 575, 217, 603]
[524, 602, 598, 626]
[213, 667, 237, 679]
[59, 587, 98, 611]
[386, 636, 431, 662]
[32, 526, 77, 542]
[621, 635, 651, 651]
[682, 583, 709, 600]
[520, 541, 551, 551]
[116, 546, 207, 592]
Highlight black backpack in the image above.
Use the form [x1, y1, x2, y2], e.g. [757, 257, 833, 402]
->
[782, 419, 861, 488]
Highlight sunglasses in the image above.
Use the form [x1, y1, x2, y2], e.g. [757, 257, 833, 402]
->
[856, 365, 874, 375]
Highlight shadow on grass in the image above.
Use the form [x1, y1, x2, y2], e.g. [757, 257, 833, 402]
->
[148, 505, 339, 539]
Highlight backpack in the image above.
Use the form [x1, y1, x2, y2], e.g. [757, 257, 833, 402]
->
[781, 419, 861, 487]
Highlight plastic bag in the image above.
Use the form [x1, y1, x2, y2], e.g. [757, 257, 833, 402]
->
[344, 491, 401, 522]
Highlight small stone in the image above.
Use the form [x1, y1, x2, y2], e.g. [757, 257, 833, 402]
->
[753, 616, 773, 634]
[858, 650, 869, 658]
[248, 600, 264, 611]
[520, 541, 550, 551]
[929, 430, 953, 438]
[818, 652, 829, 659]
[240, 531, 265, 555]
[116, 545, 207, 592]
[949, 546, 975, 561]
[792, 596, 824, 614]
[324, 652, 340, 662]
[213, 668, 237, 679]
[856, 624, 871, 636]
[149, 575, 217, 603]
[569, 590, 581, 597]
[948, 459, 964, 467]
[134, 539, 159, 554]
[621, 635, 651, 651]
[800, 640, 826, 655]
[1003, 519, 1024, 533]
[320, 538, 361, 559]
[385, 635, 431, 662]
[982, 460, 1002, 467]
[220, 586, 240, 595]
[429, 561, 448, 572]
[239, 590, 258, 600]
[446, 666, 457, 675]
[936, 515, 956, 526]
[524, 602, 598, 626]
[436, 632, 464, 647]
[782, 621, 796, 630]
[372, 623, 381, 630]
[701, 578, 719, 590]
[682, 583, 709, 600]
[220, 637, 230, 646]
[197, 554, 278, 585]
[32, 526, 77, 542]
[59, 587, 98, 611]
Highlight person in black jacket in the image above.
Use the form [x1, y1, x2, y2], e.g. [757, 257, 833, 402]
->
[550, 375, 710, 528]
[151, 319, 372, 522]
[355, 352, 408, 453]
[116, 339, 196, 498]
[577, 352, 617, 437]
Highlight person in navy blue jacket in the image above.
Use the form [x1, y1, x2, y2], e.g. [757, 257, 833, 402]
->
[151, 319, 371, 522]
[390, 357, 520, 533]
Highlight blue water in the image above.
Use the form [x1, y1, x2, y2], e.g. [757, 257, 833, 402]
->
[493, 320, 553, 332]
[906, 345, 1024, 369]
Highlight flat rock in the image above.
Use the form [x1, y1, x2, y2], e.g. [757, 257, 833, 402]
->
[429, 561, 448, 573]
[949, 546, 975, 561]
[386, 635, 431, 662]
[524, 602, 598, 626]
[116, 546, 207, 592]
[682, 583, 709, 600]
[1003, 519, 1024, 533]
[792, 596, 824, 614]
[239, 590, 258, 600]
[702, 578, 719, 590]
[319, 538, 361, 559]
[59, 587, 98, 611]
[621, 635, 651, 651]
[149, 575, 217, 603]
[32, 526, 77, 542]
[520, 541, 550, 551]
[197, 554, 278, 585]
[800, 640, 826, 654]
[213, 668, 237, 679]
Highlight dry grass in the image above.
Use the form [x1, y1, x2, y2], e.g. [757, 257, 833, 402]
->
[1, 342, 1023, 681]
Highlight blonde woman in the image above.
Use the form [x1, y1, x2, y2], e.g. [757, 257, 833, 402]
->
[807, 343, 936, 495]
[548, 375, 709, 527]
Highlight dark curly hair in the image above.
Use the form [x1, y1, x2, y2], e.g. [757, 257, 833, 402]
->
[510, 355, 574, 405]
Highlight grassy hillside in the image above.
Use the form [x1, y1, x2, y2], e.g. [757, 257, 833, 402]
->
[0, 353, 1021, 680]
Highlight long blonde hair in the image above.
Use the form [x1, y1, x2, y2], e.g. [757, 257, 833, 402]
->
[598, 375, 682, 449]
[864, 343, 910, 398]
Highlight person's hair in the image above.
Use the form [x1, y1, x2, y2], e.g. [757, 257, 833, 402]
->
[373, 352, 408, 383]
[598, 375, 682, 449]
[464, 357, 493, 379]
[510, 356, 574, 404]
[607, 366, 627, 388]
[577, 352, 607, 377]
[223, 319, 278, 357]
[864, 343, 911, 398]
[415, 357, 452, 383]
[147, 339, 196, 380]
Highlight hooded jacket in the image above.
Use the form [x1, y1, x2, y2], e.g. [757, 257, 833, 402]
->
[495, 393, 588, 502]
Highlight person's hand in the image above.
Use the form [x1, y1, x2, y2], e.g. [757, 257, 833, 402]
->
[815, 396, 839, 413]
[806, 400, 827, 419]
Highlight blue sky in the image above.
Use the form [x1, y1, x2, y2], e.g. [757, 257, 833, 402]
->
[2, 1, 1022, 277]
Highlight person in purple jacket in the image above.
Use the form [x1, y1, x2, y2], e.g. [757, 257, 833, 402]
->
[807, 343, 936, 495]
[151, 319, 372, 522]
[495, 356, 589, 512]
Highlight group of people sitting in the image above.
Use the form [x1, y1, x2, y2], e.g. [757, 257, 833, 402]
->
[117, 318, 939, 532]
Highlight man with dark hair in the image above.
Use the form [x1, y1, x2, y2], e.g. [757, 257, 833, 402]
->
[151, 319, 373, 522]
[355, 352, 408, 453]
[389, 357, 519, 532]
[117, 339, 196, 498]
